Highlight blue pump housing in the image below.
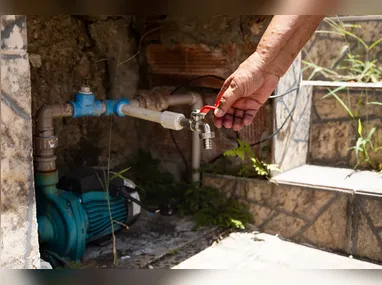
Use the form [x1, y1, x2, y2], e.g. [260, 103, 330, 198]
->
[35, 168, 140, 266]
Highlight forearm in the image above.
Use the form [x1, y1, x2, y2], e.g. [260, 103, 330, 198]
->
[246, 15, 324, 77]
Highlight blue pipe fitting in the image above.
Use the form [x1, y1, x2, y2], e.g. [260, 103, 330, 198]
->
[70, 88, 104, 118]
[116, 98, 130, 117]
[70, 87, 130, 118]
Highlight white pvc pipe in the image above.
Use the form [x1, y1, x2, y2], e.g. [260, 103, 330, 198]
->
[122, 105, 162, 123]
[130, 92, 204, 183]
[167, 92, 203, 182]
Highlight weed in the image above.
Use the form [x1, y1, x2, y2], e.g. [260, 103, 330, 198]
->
[349, 119, 380, 169]
[303, 18, 382, 83]
[128, 151, 252, 230]
[223, 139, 280, 179]
[323, 87, 381, 171]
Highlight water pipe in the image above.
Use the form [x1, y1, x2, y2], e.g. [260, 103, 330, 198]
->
[34, 86, 129, 172]
[131, 90, 206, 182]
[117, 102, 214, 153]
[34, 87, 214, 184]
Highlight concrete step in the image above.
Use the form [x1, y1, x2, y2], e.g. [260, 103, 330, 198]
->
[173, 231, 382, 269]
[202, 164, 382, 264]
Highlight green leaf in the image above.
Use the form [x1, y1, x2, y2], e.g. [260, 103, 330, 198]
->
[367, 101, 382, 106]
[109, 167, 131, 181]
[368, 37, 382, 51]
[358, 119, 363, 137]
[323, 87, 354, 118]
[367, 127, 376, 140]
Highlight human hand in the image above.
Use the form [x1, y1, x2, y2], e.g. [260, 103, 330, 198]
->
[213, 53, 280, 132]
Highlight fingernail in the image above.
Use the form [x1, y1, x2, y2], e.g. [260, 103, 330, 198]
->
[244, 119, 252, 126]
[214, 108, 225, 117]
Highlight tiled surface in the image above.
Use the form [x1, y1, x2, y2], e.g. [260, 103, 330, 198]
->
[272, 164, 382, 194]
[203, 171, 382, 263]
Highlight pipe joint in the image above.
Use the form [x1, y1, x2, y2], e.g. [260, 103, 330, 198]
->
[116, 99, 130, 116]
[71, 88, 104, 118]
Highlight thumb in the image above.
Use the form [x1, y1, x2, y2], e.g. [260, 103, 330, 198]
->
[214, 80, 242, 117]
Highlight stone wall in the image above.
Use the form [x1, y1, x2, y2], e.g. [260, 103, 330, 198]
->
[203, 172, 382, 263]
[1, 15, 40, 268]
[27, 15, 273, 180]
[309, 85, 382, 169]
[138, 16, 274, 177]
[303, 18, 382, 81]
[27, 16, 140, 172]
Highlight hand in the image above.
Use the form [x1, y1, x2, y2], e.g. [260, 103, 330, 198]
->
[213, 53, 280, 131]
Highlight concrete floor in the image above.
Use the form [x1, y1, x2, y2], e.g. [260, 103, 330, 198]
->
[80, 211, 381, 269]
[173, 231, 382, 269]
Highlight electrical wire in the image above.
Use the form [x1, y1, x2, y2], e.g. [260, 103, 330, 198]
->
[170, 129, 189, 172]
[269, 87, 299, 99]
[250, 79, 301, 147]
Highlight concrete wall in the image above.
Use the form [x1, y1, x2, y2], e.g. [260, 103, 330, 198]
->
[1, 15, 40, 269]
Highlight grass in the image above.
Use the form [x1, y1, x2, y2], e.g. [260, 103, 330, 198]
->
[303, 17, 382, 83]
[303, 17, 382, 171]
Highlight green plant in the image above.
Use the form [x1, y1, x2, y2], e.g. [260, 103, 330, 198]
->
[303, 18, 382, 83]
[177, 183, 252, 230]
[349, 119, 381, 169]
[128, 151, 252, 230]
[223, 139, 280, 179]
[323, 87, 381, 171]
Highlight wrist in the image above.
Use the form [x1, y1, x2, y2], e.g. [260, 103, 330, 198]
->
[242, 51, 284, 79]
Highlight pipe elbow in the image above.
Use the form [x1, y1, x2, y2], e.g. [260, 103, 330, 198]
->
[191, 92, 203, 109]
[36, 104, 73, 133]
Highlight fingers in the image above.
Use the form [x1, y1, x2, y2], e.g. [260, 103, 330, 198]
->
[214, 115, 223, 129]
[214, 79, 242, 118]
[222, 107, 235, 129]
[243, 109, 257, 126]
[233, 109, 245, 131]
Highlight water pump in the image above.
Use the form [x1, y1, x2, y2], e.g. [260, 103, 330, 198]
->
[35, 168, 141, 267]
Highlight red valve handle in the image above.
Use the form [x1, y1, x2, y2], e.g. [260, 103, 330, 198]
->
[199, 89, 225, 115]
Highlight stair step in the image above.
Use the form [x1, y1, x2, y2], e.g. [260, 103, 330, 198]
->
[173, 231, 382, 269]
[272, 164, 382, 195]
[202, 165, 382, 264]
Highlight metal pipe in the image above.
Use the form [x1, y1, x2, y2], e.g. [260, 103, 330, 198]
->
[190, 93, 203, 183]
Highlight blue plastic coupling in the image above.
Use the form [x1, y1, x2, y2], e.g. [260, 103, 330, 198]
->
[70, 86, 104, 118]
[115, 98, 130, 117]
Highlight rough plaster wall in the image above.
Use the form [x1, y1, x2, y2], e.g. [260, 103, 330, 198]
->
[138, 16, 273, 178]
[28, 15, 272, 181]
[1, 15, 40, 268]
[27, 16, 140, 171]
